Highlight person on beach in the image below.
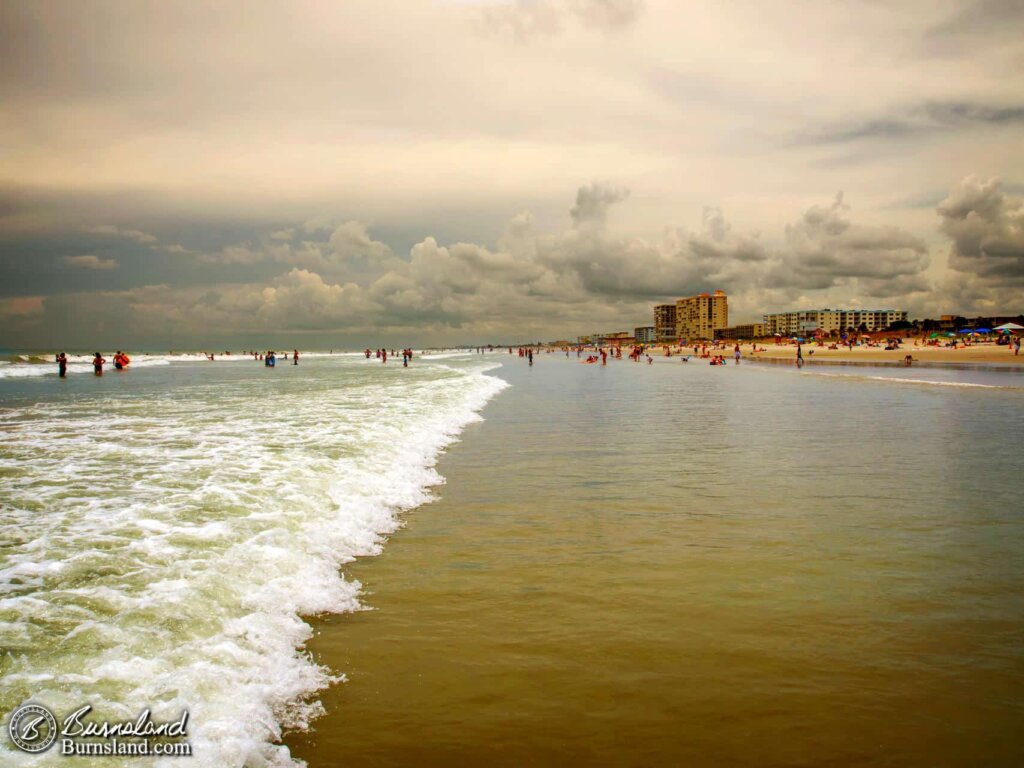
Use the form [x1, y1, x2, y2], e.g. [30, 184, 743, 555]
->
[528, 349, 534, 366]
[904, 354, 913, 366]
[382, 349, 387, 364]
[403, 350, 409, 367]
[293, 349, 299, 365]
[92, 352, 105, 375]
[796, 344, 803, 368]
[56, 352, 68, 378]
[1015, 336, 1021, 356]
[734, 344, 741, 365]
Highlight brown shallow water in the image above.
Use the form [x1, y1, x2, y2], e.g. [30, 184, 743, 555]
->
[287, 355, 1024, 767]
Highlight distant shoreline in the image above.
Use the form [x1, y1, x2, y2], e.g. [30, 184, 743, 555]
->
[744, 356, 1024, 372]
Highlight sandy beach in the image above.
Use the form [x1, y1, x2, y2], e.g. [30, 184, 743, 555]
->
[635, 339, 1024, 366]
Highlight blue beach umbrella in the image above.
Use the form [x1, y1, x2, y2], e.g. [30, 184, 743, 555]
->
[975, 328, 991, 333]
[958, 329, 974, 334]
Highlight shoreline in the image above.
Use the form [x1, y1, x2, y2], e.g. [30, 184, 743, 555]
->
[742, 356, 1024, 372]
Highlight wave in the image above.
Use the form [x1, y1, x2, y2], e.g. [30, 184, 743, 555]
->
[0, 358, 508, 766]
[808, 370, 1020, 391]
[0, 358, 172, 378]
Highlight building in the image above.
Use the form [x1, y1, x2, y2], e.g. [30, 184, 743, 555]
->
[762, 308, 907, 336]
[715, 323, 765, 340]
[653, 304, 677, 343]
[600, 331, 634, 345]
[634, 326, 656, 343]
[676, 290, 728, 341]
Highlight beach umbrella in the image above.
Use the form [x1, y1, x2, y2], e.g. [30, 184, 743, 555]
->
[958, 328, 974, 334]
[975, 328, 991, 333]
[944, 332, 956, 337]
[928, 332, 940, 338]
[994, 322, 1024, 331]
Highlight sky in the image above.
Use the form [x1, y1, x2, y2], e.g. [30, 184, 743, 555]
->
[1, 0, 1022, 348]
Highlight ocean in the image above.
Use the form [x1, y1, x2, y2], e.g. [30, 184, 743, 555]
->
[2, 351, 1022, 766]
[0, 351, 505, 765]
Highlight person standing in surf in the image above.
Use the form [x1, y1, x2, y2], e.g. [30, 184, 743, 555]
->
[93, 352, 106, 375]
[56, 352, 68, 378]
[293, 349, 299, 365]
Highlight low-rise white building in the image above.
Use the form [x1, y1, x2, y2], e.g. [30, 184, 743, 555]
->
[762, 308, 907, 336]
[634, 326, 656, 343]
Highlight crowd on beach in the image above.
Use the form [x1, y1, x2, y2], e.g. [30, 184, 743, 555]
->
[44, 329, 1024, 380]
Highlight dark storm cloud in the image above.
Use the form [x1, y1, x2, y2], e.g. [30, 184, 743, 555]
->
[938, 176, 1024, 284]
[2, 183, 943, 347]
[766, 193, 930, 294]
[924, 0, 1024, 53]
[570, 183, 630, 227]
[797, 101, 1024, 145]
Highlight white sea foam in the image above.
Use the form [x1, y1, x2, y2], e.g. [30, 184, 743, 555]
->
[807, 370, 1014, 390]
[0, 357, 508, 766]
[0, 351, 434, 377]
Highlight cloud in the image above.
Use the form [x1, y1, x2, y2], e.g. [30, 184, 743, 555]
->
[83, 224, 157, 243]
[570, 183, 630, 228]
[768, 193, 930, 297]
[572, 0, 644, 30]
[0, 177, 1019, 347]
[798, 101, 1024, 145]
[480, 0, 642, 39]
[938, 176, 1024, 306]
[924, 0, 1024, 53]
[64, 254, 117, 270]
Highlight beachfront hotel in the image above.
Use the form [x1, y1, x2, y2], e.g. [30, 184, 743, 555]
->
[675, 290, 729, 341]
[762, 308, 908, 336]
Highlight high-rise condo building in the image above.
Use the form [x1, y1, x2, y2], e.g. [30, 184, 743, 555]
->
[675, 290, 728, 341]
[653, 304, 678, 343]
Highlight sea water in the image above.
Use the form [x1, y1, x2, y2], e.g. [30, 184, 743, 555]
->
[4, 352, 1023, 766]
[0, 353, 506, 766]
[280, 354, 1024, 767]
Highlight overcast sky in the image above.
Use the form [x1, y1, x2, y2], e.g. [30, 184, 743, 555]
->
[1, 0, 1022, 347]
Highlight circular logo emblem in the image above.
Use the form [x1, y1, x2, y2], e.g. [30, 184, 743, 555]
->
[8, 704, 58, 753]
